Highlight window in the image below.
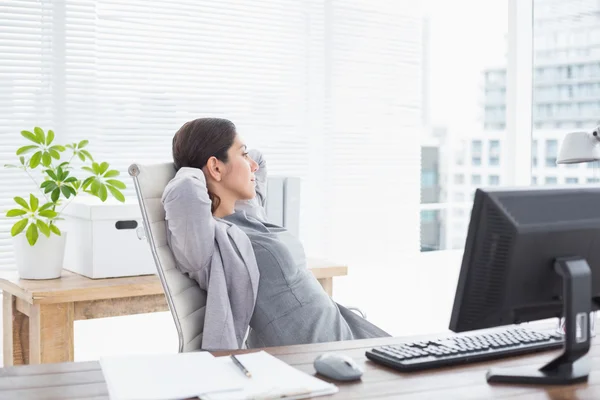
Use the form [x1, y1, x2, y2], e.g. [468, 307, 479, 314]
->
[454, 174, 465, 185]
[489, 175, 500, 185]
[533, 4, 600, 188]
[532, 140, 538, 167]
[1, 1, 425, 270]
[588, 178, 600, 183]
[545, 140, 558, 167]
[471, 174, 482, 185]
[532, 176, 537, 184]
[422, 171, 437, 187]
[471, 140, 483, 155]
[472, 157, 482, 166]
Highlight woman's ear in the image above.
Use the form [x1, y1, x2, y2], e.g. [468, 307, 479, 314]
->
[203, 156, 222, 182]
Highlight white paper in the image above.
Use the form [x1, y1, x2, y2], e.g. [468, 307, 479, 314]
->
[201, 351, 338, 400]
[100, 351, 244, 400]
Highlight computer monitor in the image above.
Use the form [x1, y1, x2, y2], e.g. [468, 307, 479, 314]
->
[449, 186, 600, 385]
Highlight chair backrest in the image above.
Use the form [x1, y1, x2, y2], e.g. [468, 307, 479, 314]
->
[129, 162, 206, 353]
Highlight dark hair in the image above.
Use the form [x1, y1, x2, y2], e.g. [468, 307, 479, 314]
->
[172, 117, 237, 212]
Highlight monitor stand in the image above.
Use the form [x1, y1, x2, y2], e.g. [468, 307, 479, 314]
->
[486, 257, 592, 385]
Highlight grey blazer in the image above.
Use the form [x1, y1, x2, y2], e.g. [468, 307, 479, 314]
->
[161, 150, 268, 350]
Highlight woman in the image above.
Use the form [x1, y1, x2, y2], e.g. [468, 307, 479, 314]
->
[163, 117, 389, 350]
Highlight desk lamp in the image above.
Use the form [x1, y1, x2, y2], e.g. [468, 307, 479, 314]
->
[556, 129, 600, 165]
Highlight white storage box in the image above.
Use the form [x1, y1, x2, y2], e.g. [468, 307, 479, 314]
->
[62, 196, 156, 279]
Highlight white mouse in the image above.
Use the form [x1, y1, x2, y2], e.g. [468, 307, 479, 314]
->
[313, 353, 364, 381]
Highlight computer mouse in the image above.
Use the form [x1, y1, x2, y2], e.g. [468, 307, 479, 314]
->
[313, 353, 364, 381]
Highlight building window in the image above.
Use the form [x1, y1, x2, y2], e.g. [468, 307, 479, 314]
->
[545, 140, 558, 167]
[472, 157, 482, 166]
[453, 192, 465, 202]
[566, 163, 579, 169]
[471, 174, 481, 185]
[587, 178, 600, 183]
[454, 174, 464, 185]
[531, 176, 537, 184]
[489, 157, 500, 166]
[489, 175, 500, 186]
[421, 171, 436, 187]
[565, 177, 579, 184]
[545, 176, 557, 184]
[471, 140, 482, 155]
[532, 140, 538, 167]
[420, 210, 436, 223]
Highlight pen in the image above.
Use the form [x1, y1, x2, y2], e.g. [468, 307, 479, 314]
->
[231, 354, 252, 378]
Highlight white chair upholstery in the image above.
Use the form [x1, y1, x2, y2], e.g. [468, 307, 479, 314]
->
[129, 162, 206, 353]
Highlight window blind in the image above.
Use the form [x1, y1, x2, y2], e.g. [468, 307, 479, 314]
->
[0, 1, 54, 267]
[1, 0, 423, 270]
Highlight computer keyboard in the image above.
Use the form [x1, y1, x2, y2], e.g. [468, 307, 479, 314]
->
[365, 327, 564, 372]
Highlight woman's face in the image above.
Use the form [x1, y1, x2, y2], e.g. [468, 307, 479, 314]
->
[219, 135, 259, 200]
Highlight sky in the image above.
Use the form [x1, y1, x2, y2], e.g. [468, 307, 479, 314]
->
[422, 0, 509, 133]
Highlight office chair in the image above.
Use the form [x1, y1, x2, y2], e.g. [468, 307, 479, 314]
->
[129, 162, 206, 353]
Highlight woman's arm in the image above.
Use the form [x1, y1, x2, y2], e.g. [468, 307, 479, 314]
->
[162, 168, 215, 282]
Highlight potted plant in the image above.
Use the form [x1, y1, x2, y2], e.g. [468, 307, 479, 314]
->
[4, 127, 126, 279]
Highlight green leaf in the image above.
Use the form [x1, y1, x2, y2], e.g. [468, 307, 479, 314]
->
[49, 149, 60, 159]
[16, 145, 38, 155]
[29, 151, 42, 168]
[97, 183, 108, 201]
[51, 145, 66, 152]
[6, 209, 27, 217]
[19, 156, 25, 165]
[4, 164, 19, 168]
[39, 202, 54, 212]
[29, 194, 38, 211]
[99, 162, 109, 175]
[63, 177, 77, 183]
[26, 222, 39, 246]
[46, 129, 54, 146]
[34, 127, 45, 143]
[60, 185, 73, 198]
[82, 166, 95, 174]
[106, 179, 126, 189]
[41, 180, 54, 188]
[91, 179, 101, 194]
[92, 162, 101, 175]
[57, 161, 69, 169]
[43, 182, 57, 194]
[78, 140, 89, 148]
[49, 223, 61, 236]
[51, 188, 60, 203]
[104, 169, 120, 178]
[80, 149, 93, 161]
[38, 209, 58, 218]
[45, 169, 58, 180]
[82, 176, 95, 190]
[78, 152, 85, 162]
[36, 220, 50, 237]
[11, 219, 28, 236]
[57, 166, 66, 181]
[42, 152, 52, 167]
[14, 196, 29, 210]
[67, 185, 77, 197]
[107, 185, 125, 202]
[21, 130, 39, 144]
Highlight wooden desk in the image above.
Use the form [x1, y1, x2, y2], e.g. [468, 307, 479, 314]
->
[0, 259, 347, 366]
[1, 328, 598, 399]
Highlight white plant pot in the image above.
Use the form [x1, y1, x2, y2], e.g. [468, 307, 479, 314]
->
[13, 232, 67, 280]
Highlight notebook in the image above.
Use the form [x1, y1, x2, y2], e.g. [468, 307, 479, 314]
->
[100, 350, 337, 400]
[201, 351, 338, 400]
